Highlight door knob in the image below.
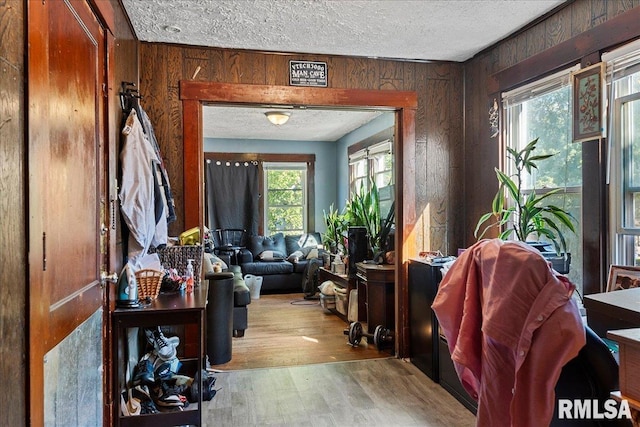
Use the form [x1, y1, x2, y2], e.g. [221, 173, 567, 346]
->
[100, 271, 118, 286]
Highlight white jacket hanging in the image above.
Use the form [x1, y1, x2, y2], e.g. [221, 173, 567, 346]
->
[119, 109, 167, 261]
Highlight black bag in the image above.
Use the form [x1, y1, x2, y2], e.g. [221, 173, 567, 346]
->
[190, 369, 218, 402]
[302, 258, 323, 297]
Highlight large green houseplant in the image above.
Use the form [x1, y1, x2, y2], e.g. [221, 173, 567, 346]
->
[322, 204, 348, 254]
[346, 180, 396, 260]
[474, 137, 577, 259]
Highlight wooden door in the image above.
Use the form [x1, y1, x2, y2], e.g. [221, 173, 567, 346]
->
[28, 0, 107, 424]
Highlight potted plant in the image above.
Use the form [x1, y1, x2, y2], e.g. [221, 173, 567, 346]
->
[346, 180, 396, 263]
[474, 137, 577, 272]
[322, 204, 348, 254]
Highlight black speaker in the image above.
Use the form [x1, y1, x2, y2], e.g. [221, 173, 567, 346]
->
[348, 226, 368, 277]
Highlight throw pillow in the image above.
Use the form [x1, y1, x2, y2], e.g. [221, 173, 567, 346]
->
[287, 250, 304, 263]
[305, 248, 319, 259]
[257, 250, 285, 261]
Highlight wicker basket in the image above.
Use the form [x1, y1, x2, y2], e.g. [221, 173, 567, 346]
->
[135, 269, 164, 299]
[150, 245, 204, 285]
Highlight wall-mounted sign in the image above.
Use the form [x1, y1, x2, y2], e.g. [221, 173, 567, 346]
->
[289, 60, 328, 87]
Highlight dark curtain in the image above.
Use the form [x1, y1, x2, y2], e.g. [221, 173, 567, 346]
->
[205, 159, 260, 234]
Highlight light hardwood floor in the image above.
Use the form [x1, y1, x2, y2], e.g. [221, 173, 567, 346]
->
[209, 293, 387, 371]
[202, 294, 476, 426]
[202, 358, 476, 426]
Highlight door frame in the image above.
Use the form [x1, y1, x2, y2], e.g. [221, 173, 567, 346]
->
[179, 81, 417, 356]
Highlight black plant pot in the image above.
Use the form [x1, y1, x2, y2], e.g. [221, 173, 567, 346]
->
[526, 241, 571, 274]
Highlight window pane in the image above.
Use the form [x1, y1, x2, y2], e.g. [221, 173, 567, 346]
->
[625, 98, 640, 187]
[265, 167, 306, 235]
[504, 69, 582, 291]
[517, 86, 581, 190]
[622, 97, 640, 229]
[542, 192, 583, 286]
[374, 171, 392, 189]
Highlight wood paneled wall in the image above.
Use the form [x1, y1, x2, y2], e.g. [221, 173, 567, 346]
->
[463, 0, 640, 293]
[138, 44, 465, 256]
[1, 1, 26, 425]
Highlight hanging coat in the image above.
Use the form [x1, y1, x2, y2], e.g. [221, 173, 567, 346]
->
[137, 106, 177, 224]
[119, 109, 167, 262]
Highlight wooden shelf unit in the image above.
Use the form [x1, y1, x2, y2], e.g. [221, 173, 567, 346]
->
[112, 285, 207, 427]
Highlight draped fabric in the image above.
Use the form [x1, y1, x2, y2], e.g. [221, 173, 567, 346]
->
[205, 159, 260, 234]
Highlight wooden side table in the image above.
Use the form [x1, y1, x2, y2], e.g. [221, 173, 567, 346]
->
[112, 285, 207, 426]
[355, 262, 395, 344]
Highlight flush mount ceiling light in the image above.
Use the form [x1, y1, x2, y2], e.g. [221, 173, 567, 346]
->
[162, 25, 182, 33]
[264, 111, 291, 126]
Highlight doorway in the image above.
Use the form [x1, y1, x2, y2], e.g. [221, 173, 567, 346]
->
[180, 81, 418, 357]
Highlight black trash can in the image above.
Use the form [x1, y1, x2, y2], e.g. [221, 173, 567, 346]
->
[205, 272, 234, 365]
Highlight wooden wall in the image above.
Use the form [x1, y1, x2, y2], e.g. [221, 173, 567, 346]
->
[0, 1, 26, 425]
[0, 0, 137, 423]
[138, 44, 465, 257]
[463, 0, 640, 292]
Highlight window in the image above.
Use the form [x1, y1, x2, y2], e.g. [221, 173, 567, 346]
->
[349, 139, 394, 215]
[502, 66, 583, 288]
[264, 162, 307, 236]
[605, 40, 640, 266]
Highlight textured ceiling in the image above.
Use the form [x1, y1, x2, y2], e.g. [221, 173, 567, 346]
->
[121, 0, 566, 141]
[203, 106, 384, 141]
[122, 0, 565, 62]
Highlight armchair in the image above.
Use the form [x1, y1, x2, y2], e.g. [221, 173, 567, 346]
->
[551, 325, 632, 426]
[213, 228, 246, 265]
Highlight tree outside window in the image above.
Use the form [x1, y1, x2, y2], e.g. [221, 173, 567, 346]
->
[504, 69, 583, 289]
[264, 165, 307, 236]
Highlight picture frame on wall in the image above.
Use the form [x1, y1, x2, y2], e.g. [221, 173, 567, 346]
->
[572, 63, 605, 143]
[606, 264, 640, 292]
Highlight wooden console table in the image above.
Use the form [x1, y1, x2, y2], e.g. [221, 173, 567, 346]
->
[112, 285, 207, 427]
[584, 287, 640, 338]
[355, 262, 395, 345]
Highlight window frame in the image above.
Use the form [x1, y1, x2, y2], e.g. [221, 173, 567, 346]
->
[263, 162, 308, 236]
[203, 152, 315, 235]
[501, 65, 583, 288]
[347, 124, 394, 198]
[604, 38, 640, 267]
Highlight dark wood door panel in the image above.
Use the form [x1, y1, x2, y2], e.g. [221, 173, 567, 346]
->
[28, 0, 107, 424]
[42, 0, 104, 347]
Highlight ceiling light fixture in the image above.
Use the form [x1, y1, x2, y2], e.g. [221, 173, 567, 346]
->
[265, 111, 291, 126]
[162, 25, 182, 33]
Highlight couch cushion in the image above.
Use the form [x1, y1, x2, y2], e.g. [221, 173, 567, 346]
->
[248, 233, 287, 257]
[241, 261, 294, 275]
[257, 250, 286, 261]
[233, 278, 251, 306]
[285, 232, 322, 255]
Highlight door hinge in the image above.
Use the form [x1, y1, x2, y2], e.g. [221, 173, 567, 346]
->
[42, 232, 47, 271]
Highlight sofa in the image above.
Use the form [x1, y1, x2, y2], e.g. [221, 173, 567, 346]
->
[237, 232, 325, 294]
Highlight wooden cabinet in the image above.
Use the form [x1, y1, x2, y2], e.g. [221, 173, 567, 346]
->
[355, 262, 395, 345]
[408, 259, 476, 413]
[408, 259, 442, 382]
[112, 286, 207, 426]
[584, 287, 640, 338]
